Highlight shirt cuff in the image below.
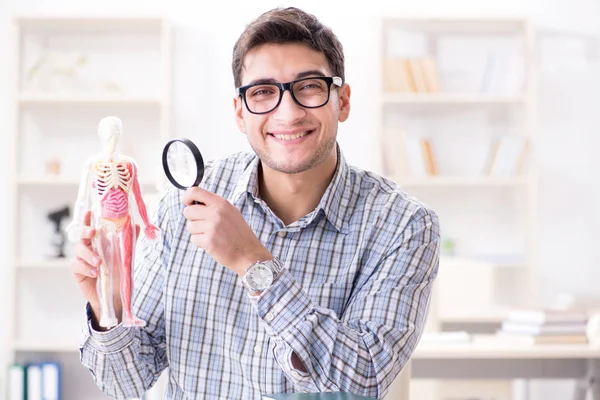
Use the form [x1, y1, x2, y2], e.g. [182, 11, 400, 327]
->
[249, 268, 314, 337]
[81, 302, 136, 353]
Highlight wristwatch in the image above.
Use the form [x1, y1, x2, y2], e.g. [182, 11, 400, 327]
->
[241, 257, 284, 293]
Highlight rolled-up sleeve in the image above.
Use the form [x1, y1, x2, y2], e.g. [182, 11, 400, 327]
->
[249, 207, 440, 398]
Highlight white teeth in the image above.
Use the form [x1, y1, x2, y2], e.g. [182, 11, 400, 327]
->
[273, 131, 310, 140]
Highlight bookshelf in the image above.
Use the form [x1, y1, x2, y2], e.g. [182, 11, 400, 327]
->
[379, 16, 537, 399]
[4, 16, 172, 400]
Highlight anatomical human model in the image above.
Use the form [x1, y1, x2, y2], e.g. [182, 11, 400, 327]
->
[66, 116, 159, 328]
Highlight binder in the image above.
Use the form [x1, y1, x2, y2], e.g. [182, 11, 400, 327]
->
[7, 364, 26, 400]
[26, 364, 42, 400]
[40, 362, 61, 400]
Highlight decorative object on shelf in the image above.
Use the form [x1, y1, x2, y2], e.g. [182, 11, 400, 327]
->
[47, 205, 70, 258]
[587, 313, 600, 346]
[65, 116, 159, 328]
[441, 236, 456, 256]
[26, 51, 89, 93]
[102, 82, 123, 93]
[45, 157, 62, 176]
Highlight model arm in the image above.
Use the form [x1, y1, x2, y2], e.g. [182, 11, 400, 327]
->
[66, 158, 94, 242]
[129, 161, 159, 240]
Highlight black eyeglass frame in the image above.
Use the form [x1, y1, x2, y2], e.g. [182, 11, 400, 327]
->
[237, 76, 343, 115]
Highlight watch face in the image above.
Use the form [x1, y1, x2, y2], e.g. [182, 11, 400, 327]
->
[247, 264, 273, 290]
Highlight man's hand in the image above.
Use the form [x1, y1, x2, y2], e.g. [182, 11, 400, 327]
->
[182, 187, 272, 276]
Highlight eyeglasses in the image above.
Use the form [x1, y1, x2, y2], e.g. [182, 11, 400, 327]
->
[237, 76, 342, 115]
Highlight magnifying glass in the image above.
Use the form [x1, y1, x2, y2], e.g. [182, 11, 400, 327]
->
[162, 138, 205, 204]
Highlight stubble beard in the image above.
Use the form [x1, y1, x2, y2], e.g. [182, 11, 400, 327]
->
[250, 128, 337, 175]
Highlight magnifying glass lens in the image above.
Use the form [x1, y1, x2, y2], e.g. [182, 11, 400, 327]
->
[167, 142, 197, 187]
[162, 138, 205, 191]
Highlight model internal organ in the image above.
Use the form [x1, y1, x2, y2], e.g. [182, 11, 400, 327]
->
[66, 116, 159, 328]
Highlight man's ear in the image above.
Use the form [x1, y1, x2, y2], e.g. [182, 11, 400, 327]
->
[233, 96, 246, 134]
[337, 83, 351, 123]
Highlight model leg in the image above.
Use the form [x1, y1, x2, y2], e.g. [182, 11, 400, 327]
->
[92, 224, 118, 328]
[118, 215, 146, 327]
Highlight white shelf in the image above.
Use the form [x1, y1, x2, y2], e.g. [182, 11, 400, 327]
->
[17, 259, 71, 269]
[391, 175, 529, 187]
[19, 93, 162, 106]
[16, 16, 165, 30]
[414, 335, 600, 359]
[438, 310, 510, 324]
[17, 176, 158, 188]
[14, 341, 78, 352]
[382, 16, 528, 34]
[383, 93, 527, 105]
[440, 256, 525, 269]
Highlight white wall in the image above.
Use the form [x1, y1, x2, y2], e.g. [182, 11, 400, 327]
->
[1, 0, 599, 397]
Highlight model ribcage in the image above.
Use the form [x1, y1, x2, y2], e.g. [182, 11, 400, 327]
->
[94, 161, 132, 219]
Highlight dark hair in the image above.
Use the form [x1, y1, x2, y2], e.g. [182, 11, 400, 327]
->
[231, 7, 345, 88]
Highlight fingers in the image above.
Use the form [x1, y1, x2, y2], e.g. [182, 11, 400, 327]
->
[186, 219, 206, 236]
[80, 226, 96, 247]
[182, 186, 219, 207]
[183, 203, 207, 223]
[73, 241, 102, 272]
[71, 256, 99, 279]
[83, 210, 92, 227]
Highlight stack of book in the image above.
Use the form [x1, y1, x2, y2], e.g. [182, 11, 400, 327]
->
[382, 128, 438, 179]
[497, 308, 589, 345]
[383, 56, 441, 93]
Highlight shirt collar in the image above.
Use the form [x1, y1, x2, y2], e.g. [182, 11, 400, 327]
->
[314, 144, 350, 234]
[229, 154, 260, 206]
[229, 144, 351, 235]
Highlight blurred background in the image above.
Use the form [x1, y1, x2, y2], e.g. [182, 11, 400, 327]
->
[1, 0, 600, 399]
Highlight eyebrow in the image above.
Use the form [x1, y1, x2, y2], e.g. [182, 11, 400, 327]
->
[245, 70, 327, 86]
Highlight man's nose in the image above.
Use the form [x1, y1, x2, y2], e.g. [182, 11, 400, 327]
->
[273, 90, 306, 121]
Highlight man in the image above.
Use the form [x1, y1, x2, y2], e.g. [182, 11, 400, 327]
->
[71, 6, 440, 399]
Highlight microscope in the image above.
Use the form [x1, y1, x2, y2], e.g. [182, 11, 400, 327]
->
[47, 206, 70, 258]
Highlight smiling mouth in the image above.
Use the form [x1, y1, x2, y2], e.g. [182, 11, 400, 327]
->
[269, 129, 315, 141]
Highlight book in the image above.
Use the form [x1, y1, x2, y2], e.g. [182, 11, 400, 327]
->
[420, 138, 437, 175]
[507, 309, 588, 325]
[408, 58, 428, 92]
[7, 364, 26, 400]
[485, 136, 529, 177]
[497, 332, 588, 345]
[263, 393, 375, 400]
[27, 364, 43, 400]
[382, 128, 410, 178]
[40, 362, 61, 400]
[420, 57, 441, 92]
[500, 321, 587, 336]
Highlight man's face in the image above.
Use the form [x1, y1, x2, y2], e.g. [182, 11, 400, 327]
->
[234, 43, 351, 175]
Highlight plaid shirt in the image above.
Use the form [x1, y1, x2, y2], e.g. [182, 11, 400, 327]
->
[79, 145, 440, 399]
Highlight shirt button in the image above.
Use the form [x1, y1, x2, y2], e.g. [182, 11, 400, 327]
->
[277, 231, 287, 238]
[254, 344, 262, 354]
[265, 312, 275, 322]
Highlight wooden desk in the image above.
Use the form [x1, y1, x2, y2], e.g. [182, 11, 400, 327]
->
[411, 335, 600, 400]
